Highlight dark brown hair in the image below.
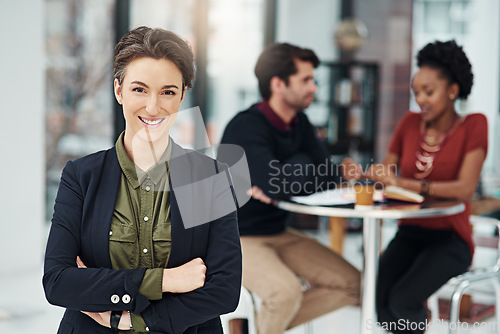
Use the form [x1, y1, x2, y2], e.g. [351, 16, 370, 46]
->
[114, 26, 195, 92]
[254, 43, 320, 100]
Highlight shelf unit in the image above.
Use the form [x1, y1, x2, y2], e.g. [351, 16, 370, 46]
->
[314, 61, 379, 166]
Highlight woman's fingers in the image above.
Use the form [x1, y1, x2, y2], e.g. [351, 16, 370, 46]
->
[186, 257, 206, 289]
[81, 311, 110, 327]
[179, 257, 206, 290]
[364, 165, 375, 179]
[364, 164, 391, 182]
[162, 257, 207, 293]
[81, 310, 129, 330]
[76, 256, 87, 268]
[341, 158, 363, 181]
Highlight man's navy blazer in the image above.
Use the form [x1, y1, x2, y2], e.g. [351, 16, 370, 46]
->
[43, 142, 242, 334]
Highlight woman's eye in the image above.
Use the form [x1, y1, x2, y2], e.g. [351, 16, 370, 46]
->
[425, 91, 433, 96]
[132, 87, 145, 93]
[162, 90, 175, 96]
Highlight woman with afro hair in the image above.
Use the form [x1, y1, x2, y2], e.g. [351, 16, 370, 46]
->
[367, 40, 488, 333]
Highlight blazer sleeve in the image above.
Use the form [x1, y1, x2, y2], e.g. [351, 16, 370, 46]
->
[43, 160, 148, 313]
[141, 165, 242, 333]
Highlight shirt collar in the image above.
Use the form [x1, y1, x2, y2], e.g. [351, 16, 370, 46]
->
[255, 99, 299, 131]
[115, 131, 172, 188]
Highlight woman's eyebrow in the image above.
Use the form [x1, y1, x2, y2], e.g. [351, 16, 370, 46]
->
[130, 80, 148, 87]
[130, 81, 179, 90]
[162, 84, 179, 90]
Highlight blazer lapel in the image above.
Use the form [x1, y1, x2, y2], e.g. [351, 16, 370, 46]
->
[168, 142, 194, 268]
[92, 148, 121, 268]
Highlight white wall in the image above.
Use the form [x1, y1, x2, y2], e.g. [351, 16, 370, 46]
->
[412, 0, 500, 189]
[464, 0, 500, 179]
[276, 0, 341, 62]
[275, 0, 341, 127]
[0, 0, 45, 274]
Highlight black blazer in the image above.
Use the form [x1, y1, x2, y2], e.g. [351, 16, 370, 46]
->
[43, 142, 242, 334]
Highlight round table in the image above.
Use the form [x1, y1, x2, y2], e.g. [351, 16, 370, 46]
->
[276, 199, 465, 334]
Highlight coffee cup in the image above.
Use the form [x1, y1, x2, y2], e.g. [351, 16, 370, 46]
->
[354, 181, 375, 207]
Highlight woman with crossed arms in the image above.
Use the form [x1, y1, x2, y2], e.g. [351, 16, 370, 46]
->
[43, 26, 241, 334]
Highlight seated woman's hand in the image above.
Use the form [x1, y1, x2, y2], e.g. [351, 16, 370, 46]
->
[162, 258, 207, 293]
[365, 164, 398, 186]
[341, 158, 363, 181]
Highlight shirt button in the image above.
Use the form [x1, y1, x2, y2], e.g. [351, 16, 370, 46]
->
[122, 294, 131, 304]
[144, 216, 149, 222]
[145, 186, 151, 191]
[146, 327, 150, 331]
[111, 294, 120, 304]
[143, 248, 148, 253]
[109, 231, 113, 236]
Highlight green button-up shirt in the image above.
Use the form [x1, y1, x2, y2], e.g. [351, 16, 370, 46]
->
[110, 132, 172, 332]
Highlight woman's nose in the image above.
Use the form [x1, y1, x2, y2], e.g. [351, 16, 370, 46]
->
[146, 96, 160, 115]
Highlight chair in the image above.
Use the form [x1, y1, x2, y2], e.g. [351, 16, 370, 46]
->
[428, 215, 500, 334]
[220, 285, 314, 334]
[221, 286, 258, 334]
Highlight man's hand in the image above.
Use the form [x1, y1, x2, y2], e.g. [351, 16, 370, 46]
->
[162, 258, 207, 293]
[247, 186, 276, 205]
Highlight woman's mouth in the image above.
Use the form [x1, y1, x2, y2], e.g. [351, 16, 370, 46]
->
[139, 116, 165, 128]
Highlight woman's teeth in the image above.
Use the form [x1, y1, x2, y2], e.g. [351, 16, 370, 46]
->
[141, 118, 163, 125]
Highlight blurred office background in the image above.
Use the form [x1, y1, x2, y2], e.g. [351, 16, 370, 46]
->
[1, 0, 500, 333]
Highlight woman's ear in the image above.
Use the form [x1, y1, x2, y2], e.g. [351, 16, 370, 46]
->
[114, 78, 123, 105]
[449, 82, 460, 100]
[180, 86, 188, 104]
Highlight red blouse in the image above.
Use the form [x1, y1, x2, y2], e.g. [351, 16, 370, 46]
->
[388, 111, 488, 256]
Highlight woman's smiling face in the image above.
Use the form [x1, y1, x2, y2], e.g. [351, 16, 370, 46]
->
[411, 65, 457, 124]
[114, 56, 186, 145]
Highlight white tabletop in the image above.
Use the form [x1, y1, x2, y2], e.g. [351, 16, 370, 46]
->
[277, 199, 465, 220]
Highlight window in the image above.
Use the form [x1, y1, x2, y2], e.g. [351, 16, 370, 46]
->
[412, 0, 500, 191]
[45, 0, 115, 221]
[415, 0, 470, 35]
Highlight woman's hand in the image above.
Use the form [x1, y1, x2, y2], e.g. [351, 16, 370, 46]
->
[341, 158, 363, 181]
[162, 258, 207, 293]
[76, 257, 130, 330]
[247, 186, 276, 205]
[76, 256, 87, 268]
[81, 310, 131, 330]
[365, 164, 398, 186]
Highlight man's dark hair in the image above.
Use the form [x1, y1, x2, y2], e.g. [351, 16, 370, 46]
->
[255, 43, 320, 100]
[417, 40, 473, 99]
[114, 26, 195, 93]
